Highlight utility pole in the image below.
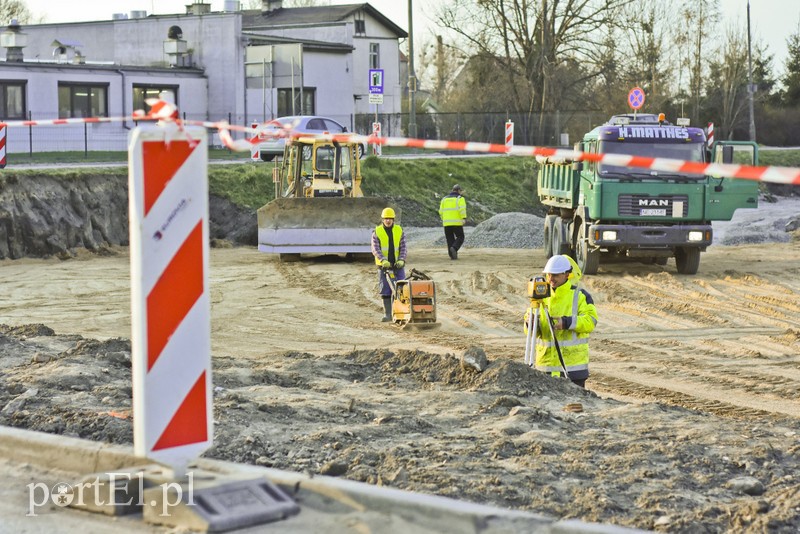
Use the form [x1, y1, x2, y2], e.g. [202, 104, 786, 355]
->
[407, 0, 417, 138]
[747, 0, 757, 142]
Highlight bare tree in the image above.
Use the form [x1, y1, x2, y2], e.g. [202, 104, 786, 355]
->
[610, 1, 679, 112]
[417, 34, 467, 106]
[436, 0, 633, 142]
[0, 0, 33, 23]
[675, 0, 720, 125]
[705, 23, 748, 139]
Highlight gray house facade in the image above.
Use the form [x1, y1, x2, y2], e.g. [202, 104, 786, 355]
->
[0, 0, 407, 153]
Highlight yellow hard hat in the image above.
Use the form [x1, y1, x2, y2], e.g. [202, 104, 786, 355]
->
[381, 207, 396, 219]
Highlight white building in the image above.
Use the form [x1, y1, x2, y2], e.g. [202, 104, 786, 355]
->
[0, 0, 407, 153]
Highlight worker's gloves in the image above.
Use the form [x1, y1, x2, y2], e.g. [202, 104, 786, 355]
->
[552, 317, 569, 330]
[381, 260, 392, 269]
[394, 260, 405, 269]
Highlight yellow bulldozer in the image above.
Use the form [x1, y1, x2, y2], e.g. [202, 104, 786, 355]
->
[256, 136, 390, 261]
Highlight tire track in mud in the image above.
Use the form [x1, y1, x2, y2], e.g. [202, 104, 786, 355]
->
[431, 269, 527, 350]
[589, 373, 792, 419]
[573, 255, 800, 420]
[590, 269, 800, 331]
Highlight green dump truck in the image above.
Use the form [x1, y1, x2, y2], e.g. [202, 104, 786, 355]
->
[537, 113, 759, 275]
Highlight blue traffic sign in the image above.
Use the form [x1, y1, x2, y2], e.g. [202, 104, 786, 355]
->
[628, 87, 645, 110]
[369, 69, 384, 94]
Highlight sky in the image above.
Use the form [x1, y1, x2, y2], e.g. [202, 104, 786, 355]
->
[21, 0, 800, 73]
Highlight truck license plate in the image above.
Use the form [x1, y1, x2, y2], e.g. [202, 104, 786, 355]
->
[640, 208, 666, 216]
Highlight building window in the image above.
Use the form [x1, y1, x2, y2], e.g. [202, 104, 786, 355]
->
[133, 85, 178, 113]
[369, 42, 380, 69]
[0, 81, 25, 119]
[277, 88, 315, 116]
[58, 83, 108, 118]
[354, 19, 365, 34]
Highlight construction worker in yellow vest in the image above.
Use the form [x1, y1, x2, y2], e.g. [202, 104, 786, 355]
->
[438, 184, 467, 260]
[524, 254, 598, 388]
[371, 207, 407, 322]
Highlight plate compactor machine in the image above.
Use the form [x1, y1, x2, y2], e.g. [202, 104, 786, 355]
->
[385, 268, 439, 329]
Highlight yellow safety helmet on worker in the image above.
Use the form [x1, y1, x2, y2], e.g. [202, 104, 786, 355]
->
[381, 207, 396, 219]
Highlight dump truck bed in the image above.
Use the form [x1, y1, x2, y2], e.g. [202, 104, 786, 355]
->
[257, 197, 390, 254]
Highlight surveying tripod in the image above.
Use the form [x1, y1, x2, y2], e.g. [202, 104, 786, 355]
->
[523, 297, 570, 379]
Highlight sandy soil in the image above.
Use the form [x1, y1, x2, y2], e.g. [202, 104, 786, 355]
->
[1, 239, 799, 533]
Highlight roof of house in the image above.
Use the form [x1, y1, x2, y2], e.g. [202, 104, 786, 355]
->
[242, 3, 408, 38]
[242, 32, 354, 52]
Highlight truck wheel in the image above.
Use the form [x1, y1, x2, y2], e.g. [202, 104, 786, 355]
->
[260, 153, 275, 162]
[575, 224, 599, 275]
[675, 247, 700, 274]
[554, 219, 571, 256]
[543, 215, 557, 259]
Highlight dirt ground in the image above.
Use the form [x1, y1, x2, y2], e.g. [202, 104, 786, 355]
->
[1, 240, 799, 533]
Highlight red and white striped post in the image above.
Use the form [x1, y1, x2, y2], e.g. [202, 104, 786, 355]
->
[250, 121, 261, 161]
[128, 123, 213, 477]
[0, 124, 7, 168]
[505, 120, 514, 153]
[707, 122, 715, 149]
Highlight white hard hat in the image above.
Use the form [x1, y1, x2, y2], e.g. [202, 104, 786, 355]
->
[543, 255, 572, 274]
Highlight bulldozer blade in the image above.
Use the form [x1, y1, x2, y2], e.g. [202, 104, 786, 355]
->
[257, 197, 395, 254]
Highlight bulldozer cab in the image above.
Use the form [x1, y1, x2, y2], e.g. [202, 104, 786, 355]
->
[279, 138, 363, 199]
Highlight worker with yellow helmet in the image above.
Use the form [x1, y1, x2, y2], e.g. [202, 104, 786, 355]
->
[371, 207, 407, 322]
[524, 254, 598, 388]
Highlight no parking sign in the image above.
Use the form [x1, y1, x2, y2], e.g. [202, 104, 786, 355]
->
[628, 87, 645, 110]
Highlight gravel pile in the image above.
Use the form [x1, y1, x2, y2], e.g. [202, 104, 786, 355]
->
[711, 196, 800, 246]
[467, 212, 544, 248]
[406, 212, 544, 249]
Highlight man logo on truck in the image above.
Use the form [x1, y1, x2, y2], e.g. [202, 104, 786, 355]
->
[638, 199, 669, 206]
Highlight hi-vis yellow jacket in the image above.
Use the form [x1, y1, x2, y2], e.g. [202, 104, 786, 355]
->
[372, 224, 405, 265]
[438, 193, 467, 226]
[524, 256, 598, 380]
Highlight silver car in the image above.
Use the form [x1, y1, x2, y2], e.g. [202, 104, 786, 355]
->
[253, 115, 366, 161]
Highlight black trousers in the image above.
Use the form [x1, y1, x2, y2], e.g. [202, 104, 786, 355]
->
[444, 226, 465, 251]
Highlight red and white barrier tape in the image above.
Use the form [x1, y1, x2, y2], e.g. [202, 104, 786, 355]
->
[314, 132, 800, 186]
[1, 99, 798, 186]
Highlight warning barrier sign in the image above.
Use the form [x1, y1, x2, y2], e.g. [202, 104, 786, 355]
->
[128, 125, 213, 476]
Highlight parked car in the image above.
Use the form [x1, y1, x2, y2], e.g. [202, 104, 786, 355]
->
[251, 116, 366, 161]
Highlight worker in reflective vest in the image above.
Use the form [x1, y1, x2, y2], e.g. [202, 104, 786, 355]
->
[438, 184, 467, 260]
[524, 254, 598, 388]
[371, 207, 407, 322]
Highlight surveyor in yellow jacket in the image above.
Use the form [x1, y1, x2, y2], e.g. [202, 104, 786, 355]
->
[524, 254, 598, 388]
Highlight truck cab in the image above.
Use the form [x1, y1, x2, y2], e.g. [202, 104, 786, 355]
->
[537, 113, 759, 275]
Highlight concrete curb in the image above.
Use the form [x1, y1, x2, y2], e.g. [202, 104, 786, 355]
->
[0, 426, 651, 533]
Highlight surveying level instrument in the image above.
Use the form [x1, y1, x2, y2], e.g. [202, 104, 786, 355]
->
[523, 276, 570, 378]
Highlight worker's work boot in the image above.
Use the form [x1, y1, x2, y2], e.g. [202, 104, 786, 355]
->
[381, 297, 392, 322]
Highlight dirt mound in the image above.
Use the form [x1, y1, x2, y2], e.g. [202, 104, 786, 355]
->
[2, 324, 799, 532]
